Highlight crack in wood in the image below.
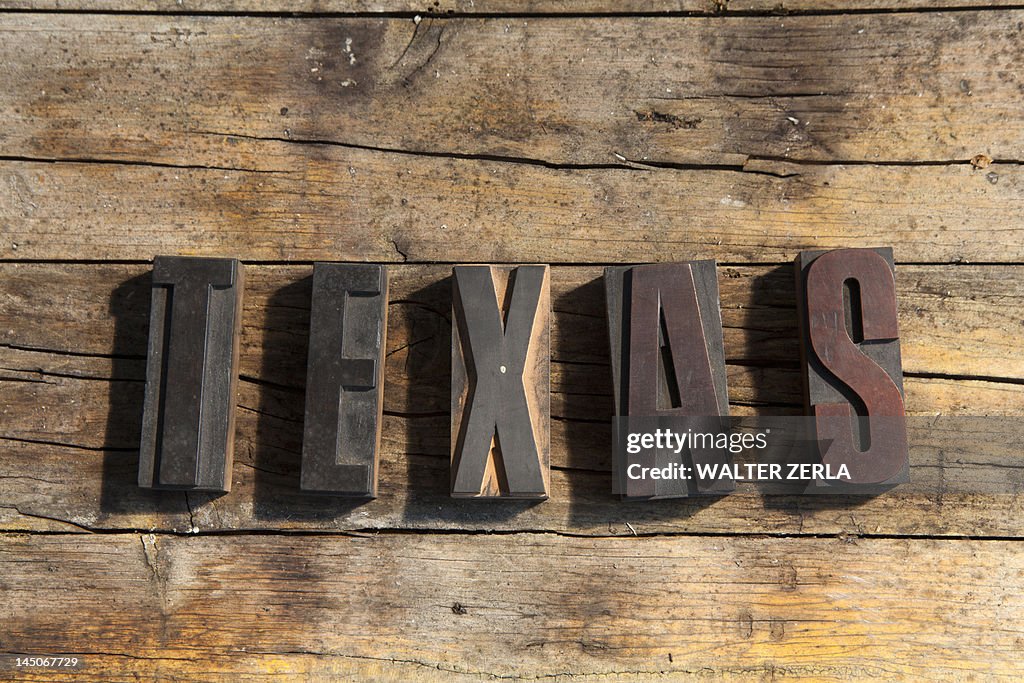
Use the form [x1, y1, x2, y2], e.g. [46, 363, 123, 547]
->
[4, 527, 1024, 542]
[3, 4, 1024, 18]
[0, 153, 288, 176]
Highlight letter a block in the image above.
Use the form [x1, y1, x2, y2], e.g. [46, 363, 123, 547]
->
[795, 247, 909, 489]
[451, 265, 550, 499]
[301, 264, 389, 497]
[139, 255, 244, 493]
[605, 261, 730, 499]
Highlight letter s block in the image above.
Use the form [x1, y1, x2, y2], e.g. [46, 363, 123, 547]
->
[795, 247, 909, 489]
[139, 256, 244, 493]
[451, 265, 550, 499]
[300, 263, 388, 497]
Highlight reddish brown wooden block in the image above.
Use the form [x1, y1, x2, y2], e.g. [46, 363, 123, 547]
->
[605, 262, 730, 499]
[795, 247, 909, 488]
[451, 265, 550, 499]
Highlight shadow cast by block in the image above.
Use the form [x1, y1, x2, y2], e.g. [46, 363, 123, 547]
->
[249, 273, 373, 521]
[99, 270, 192, 526]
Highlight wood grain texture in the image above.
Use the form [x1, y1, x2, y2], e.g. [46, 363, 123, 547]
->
[0, 0, 720, 12]
[2, 264, 1019, 385]
[2, 533, 1023, 680]
[4, 12, 1024, 169]
[0, 263, 1020, 537]
[3, 156, 1024, 263]
[1, 7, 1022, 680]
[730, 0, 1024, 9]
[3, 406, 1023, 538]
[0, 1, 1020, 12]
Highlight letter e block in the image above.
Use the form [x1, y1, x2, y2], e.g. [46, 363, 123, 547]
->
[301, 263, 389, 497]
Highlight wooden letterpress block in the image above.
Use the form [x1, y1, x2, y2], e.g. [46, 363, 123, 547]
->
[605, 261, 730, 499]
[300, 264, 388, 497]
[139, 256, 244, 493]
[795, 247, 909, 487]
[451, 265, 550, 499]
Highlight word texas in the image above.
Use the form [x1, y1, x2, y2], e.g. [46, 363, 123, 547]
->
[137, 248, 908, 501]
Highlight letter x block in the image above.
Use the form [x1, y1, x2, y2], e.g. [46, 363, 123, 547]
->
[301, 264, 389, 497]
[605, 261, 730, 499]
[139, 255, 244, 493]
[451, 265, 550, 499]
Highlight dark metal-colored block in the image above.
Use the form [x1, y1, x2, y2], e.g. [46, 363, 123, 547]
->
[139, 255, 244, 493]
[605, 261, 730, 499]
[300, 263, 389, 497]
[795, 247, 909, 488]
[451, 265, 550, 499]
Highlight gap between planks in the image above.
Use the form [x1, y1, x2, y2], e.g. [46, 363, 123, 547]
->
[3, 4, 1024, 19]
[3, 527, 1024, 542]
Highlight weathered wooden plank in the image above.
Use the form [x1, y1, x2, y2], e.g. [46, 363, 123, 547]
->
[0, 10, 1017, 681]
[2, 155, 1020, 263]
[733, 0, 1024, 10]
[3, 13, 1023, 170]
[0, 650, 516, 683]
[0, 349, 1018, 453]
[1, 262, 1019, 535]
[0, 1, 1018, 13]
[1, 264, 1019, 385]
[0, 0, 717, 12]
[1, 363, 1021, 536]
[1, 533, 1022, 679]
